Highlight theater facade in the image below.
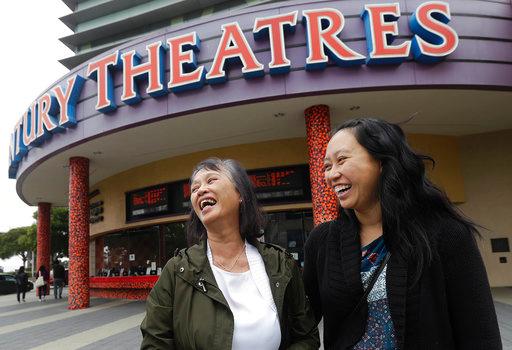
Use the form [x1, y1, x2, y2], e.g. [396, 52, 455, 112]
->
[9, 0, 512, 308]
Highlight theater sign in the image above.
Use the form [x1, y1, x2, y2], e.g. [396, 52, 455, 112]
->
[8, 1, 458, 178]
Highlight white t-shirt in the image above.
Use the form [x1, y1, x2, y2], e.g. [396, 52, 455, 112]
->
[207, 242, 281, 350]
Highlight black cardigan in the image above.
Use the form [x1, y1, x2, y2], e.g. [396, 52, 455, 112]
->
[303, 210, 502, 349]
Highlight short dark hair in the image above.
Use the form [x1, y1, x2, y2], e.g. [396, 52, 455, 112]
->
[186, 158, 265, 246]
[333, 118, 477, 284]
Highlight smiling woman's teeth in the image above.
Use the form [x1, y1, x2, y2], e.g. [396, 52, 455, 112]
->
[335, 184, 352, 194]
[200, 198, 217, 209]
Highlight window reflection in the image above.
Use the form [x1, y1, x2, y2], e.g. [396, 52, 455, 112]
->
[263, 210, 313, 267]
[93, 209, 313, 276]
[95, 222, 187, 277]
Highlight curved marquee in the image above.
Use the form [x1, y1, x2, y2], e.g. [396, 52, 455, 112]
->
[9, 0, 512, 184]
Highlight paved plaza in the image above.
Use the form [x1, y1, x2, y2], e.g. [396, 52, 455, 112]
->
[0, 287, 511, 349]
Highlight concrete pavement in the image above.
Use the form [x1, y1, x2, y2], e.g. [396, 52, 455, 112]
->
[0, 286, 511, 349]
[0, 288, 145, 349]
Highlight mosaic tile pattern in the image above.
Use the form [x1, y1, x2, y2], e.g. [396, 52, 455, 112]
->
[90, 288, 151, 300]
[90, 276, 158, 300]
[304, 105, 339, 226]
[36, 202, 51, 296]
[69, 157, 90, 309]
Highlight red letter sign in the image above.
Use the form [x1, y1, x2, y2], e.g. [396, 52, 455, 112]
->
[302, 8, 365, 70]
[168, 32, 206, 93]
[206, 22, 264, 84]
[121, 41, 167, 105]
[253, 11, 298, 74]
[410, 1, 458, 63]
[361, 3, 411, 64]
[86, 51, 121, 113]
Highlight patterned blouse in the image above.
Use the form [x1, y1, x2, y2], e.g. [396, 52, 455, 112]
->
[352, 236, 397, 350]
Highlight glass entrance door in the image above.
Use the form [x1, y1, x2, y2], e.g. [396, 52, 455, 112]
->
[263, 210, 313, 267]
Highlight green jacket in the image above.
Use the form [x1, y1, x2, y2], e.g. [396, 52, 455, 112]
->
[140, 239, 320, 350]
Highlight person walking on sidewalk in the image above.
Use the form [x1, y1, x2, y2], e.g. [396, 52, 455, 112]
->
[37, 265, 49, 302]
[15, 266, 28, 303]
[52, 259, 65, 299]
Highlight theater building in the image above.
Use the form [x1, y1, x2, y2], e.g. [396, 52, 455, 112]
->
[8, 0, 512, 308]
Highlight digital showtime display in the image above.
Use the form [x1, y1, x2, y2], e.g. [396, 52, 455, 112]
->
[126, 165, 311, 221]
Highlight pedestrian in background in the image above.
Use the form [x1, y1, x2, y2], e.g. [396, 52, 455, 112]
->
[36, 265, 49, 302]
[52, 259, 65, 299]
[15, 266, 28, 303]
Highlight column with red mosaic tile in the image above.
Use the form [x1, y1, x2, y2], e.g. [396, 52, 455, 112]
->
[68, 157, 90, 309]
[304, 105, 339, 226]
[36, 202, 51, 296]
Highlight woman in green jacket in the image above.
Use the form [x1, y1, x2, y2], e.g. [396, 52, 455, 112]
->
[141, 158, 319, 350]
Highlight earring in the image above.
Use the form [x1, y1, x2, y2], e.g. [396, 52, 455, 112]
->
[239, 199, 242, 203]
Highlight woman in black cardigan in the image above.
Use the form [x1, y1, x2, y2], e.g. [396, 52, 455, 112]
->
[303, 118, 501, 349]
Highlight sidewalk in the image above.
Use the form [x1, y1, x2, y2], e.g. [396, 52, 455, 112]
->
[493, 287, 512, 349]
[1, 287, 511, 349]
[0, 288, 145, 349]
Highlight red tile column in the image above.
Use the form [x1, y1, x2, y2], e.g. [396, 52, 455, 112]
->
[36, 202, 51, 296]
[68, 157, 90, 309]
[304, 105, 339, 226]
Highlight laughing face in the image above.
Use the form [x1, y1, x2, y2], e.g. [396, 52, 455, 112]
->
[190, 168, 241, 228]
[324, 129, 381, 213]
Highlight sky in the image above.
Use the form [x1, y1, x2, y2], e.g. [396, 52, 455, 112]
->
[0, 1, 73, 271]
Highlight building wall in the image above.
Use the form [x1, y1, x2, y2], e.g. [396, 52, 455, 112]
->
[89, 134, 465, 236]
[458, 129, 512, 287]
[89, 138, 309, 236]
[408, 134, 465, 203]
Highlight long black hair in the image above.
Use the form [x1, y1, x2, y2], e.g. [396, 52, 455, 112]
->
[186, 158, 265, 246]
[333, 118, 477, 283]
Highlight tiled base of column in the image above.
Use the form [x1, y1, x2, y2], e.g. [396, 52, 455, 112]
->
[90, 289, 150, 300]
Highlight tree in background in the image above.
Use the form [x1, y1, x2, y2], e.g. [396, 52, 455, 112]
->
[0, 226, 36, 267]
[33, 207, 70, 259]
[0, 208, 69, 268]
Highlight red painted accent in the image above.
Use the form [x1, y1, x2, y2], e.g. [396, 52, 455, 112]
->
[90, 276, 159, 288]
[22, 106, 36, 147]
[86, 51, 119, 111]
[414, 2, 458, 56]
[89, 276, 159, 300]
[303, 9, 365, 65]
[53, 76, 79, 126]
[122, 42, 164, 101]
[14, 119, 24, 158]
[90, 289, 152, 300]
[253, 12, 297, 69]
[168, 33, 204, 90]
[206, 22, 263, 81]
[304, 105, 339, 226]
[37, 93, 58, 138]
[69, 157, 90, 309]
[37, 202, 51, 297]
[364, 4, 411, 58]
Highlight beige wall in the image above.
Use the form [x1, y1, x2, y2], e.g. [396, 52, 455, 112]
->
[89, 138, 309, 237]
[457, 129, 512, 287]
[89, 134, 465, 236]
[407, 134, 465, 203]
[88, 129, 511, 286]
